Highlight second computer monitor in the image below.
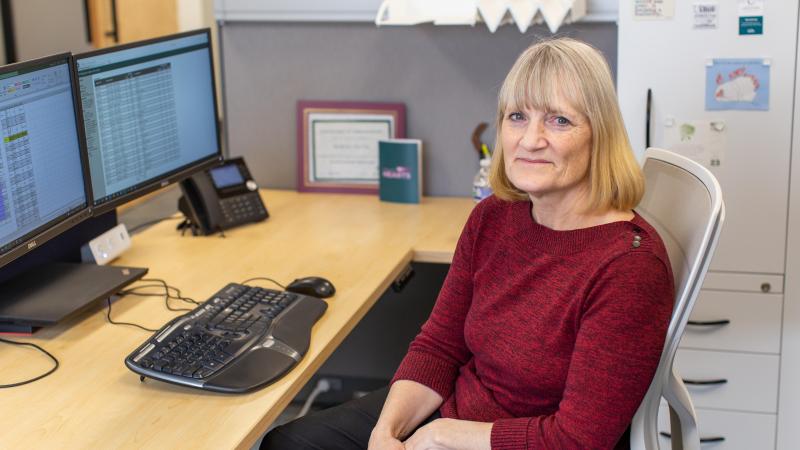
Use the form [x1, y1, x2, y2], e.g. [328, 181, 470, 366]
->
[75, 29, 222, 212]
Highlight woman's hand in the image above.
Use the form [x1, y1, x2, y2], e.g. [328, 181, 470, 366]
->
[403, 418, 492, 450]
[368, 427, 405, 450]
[369, 381, 444, 450]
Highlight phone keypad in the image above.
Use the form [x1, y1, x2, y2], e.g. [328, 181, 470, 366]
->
[220, 194, 268, 227]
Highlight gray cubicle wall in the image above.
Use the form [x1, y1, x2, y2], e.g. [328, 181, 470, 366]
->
[220, 22, 617, 197]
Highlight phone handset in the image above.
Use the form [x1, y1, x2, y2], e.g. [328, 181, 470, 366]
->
[178, 173, 223, 235]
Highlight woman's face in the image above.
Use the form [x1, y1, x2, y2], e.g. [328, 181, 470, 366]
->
[501, 96, 593, 202]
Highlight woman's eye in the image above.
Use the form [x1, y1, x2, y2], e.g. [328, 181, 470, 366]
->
[508, 112, 525, 121]
[552, 116, 571, 126]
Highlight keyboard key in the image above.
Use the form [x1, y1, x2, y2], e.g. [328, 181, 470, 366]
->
[203, 360, 222, 370]
[196, 368, 214, 378]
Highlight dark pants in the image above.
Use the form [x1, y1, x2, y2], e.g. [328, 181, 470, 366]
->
[261, 387, 441, 450]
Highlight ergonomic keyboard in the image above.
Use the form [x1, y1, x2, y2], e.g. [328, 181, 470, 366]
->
[125, 283, 327, 393]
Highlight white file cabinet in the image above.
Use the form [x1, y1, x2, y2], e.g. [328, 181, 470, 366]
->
[664, 278, 785, 447]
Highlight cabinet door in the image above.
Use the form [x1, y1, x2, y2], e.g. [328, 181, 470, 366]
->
[214, 0, 619, 22]
[214, 0, 383, 21]
[87, 0, 178, 48]
[658, 405, 776, 450]
[618, 1, 799, 274]
[680, 290, 782, 354]
[9, 0, 94, 60]
[674, 349, 779, 413]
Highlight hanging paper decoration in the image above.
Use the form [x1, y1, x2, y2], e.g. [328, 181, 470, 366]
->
[375, 0, 587, 33]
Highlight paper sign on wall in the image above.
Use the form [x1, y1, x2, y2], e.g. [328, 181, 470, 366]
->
[634, 0, 675, 20]
[663, 119, 726, 168]
[739, 0, 764, 35]
[693, 2, 718, 29]
[706, 59, 770, 111]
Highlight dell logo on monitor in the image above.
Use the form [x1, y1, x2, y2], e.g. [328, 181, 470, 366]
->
[161, 180, 169, 187]
[28, 240, 37, 249]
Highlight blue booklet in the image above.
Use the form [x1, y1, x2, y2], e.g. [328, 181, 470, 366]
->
[378, 139, 422, 204]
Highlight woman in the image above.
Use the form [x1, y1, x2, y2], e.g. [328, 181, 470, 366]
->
[263, 37, 673, 450]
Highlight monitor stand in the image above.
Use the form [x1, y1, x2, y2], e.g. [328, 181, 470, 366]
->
[0, 262, 147, 333]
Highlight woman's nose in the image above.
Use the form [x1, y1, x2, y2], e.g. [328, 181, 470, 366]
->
[519, 122, 546, 150]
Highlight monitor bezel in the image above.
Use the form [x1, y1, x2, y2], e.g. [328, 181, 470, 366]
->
[74, 28, 223, 216]
[0, 53, 93, 269]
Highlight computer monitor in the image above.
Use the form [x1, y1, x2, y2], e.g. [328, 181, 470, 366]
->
[74, 29, 222, 214]
[0, 53, 92, 270]
[0, 54, 144, 333]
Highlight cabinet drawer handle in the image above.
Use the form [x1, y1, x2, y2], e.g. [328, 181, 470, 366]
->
[682, 378, 728, 385]
[687, 319, 730, 326]
[660, 431, 725, 443]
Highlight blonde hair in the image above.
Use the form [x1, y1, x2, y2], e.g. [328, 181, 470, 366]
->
[489, 37, 643, 212]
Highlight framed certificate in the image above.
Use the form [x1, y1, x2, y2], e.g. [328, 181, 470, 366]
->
[297, 100, 406, 193]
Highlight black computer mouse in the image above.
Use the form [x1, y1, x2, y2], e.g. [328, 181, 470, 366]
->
[285, 276, 336, 298]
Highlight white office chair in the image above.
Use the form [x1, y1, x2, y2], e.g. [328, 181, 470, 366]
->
[629, 148, 725, 450]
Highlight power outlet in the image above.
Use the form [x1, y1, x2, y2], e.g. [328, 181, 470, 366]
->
[321, 377, 343, 391]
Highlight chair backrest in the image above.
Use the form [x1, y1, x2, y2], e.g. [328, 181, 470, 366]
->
[630, 148, 725, 450]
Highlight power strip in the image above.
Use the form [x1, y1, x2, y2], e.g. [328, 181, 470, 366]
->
[80, 223, 132, 265]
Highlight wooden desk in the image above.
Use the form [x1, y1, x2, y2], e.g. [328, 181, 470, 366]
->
[0, 190, 473, 449]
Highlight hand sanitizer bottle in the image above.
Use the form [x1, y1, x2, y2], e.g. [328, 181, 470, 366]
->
[472, 158, 492, 203]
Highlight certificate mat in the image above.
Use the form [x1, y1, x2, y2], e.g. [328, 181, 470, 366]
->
[297, 101, 405, 194]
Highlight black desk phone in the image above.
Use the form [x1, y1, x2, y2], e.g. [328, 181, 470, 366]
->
[178, 157, 268, 235]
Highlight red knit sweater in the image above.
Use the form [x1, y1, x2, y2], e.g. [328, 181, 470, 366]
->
[392, 196, 674, 449]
